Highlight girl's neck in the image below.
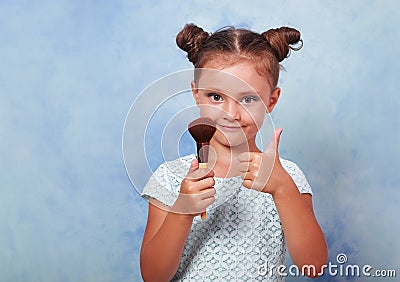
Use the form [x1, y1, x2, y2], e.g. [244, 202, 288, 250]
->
[208, 138, 260, 178]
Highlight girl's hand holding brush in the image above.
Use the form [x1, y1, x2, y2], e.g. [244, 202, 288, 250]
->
[172, 158, 216, 217]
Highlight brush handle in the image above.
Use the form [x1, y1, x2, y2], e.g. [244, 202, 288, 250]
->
[198, 162, 208, 219]
[198, 163, 207, 169]
[197, 142, 209, 164]
[197, 143, 210, 220]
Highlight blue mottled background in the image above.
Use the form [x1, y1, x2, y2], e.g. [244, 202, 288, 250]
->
[1, 1, 399, 281]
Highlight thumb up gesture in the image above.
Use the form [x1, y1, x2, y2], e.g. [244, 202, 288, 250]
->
[238, 128, 287, 195]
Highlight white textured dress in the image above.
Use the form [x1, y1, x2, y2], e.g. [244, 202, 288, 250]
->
[142, 155, 312, 281]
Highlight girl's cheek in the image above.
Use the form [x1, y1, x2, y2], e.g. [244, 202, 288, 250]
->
[244, 105, 266, 127]
[199, 104, 223, 119]
[253, 113, 265, 129]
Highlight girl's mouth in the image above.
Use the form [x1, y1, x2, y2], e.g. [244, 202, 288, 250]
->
[217, 124, 244, 132]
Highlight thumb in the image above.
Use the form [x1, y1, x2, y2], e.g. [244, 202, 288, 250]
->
[188, 158, 199, 174]
[265, 128, 283, 154]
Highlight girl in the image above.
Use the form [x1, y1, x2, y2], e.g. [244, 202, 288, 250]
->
[140, 23, 327, 281]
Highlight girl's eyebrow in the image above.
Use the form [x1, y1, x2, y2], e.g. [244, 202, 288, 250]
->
[198, 86, 260, 97]
[196, 86, 224, 92]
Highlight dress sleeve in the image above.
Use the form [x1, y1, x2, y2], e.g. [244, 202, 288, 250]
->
[141, 162, 180, 207]
[280, 158, 313, 195]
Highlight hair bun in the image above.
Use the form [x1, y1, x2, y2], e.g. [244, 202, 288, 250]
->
[176, 23, 209, 64]
[261, 27, 302, 62]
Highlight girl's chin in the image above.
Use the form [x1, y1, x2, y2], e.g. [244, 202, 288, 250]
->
[213, 134, 252, 149]
[212, 132, 260, 151]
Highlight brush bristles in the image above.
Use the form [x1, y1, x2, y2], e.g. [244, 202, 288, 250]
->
[188, 118, 216, 143]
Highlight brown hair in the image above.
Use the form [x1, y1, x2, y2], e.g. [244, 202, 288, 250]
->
[176, 23, 302, 87]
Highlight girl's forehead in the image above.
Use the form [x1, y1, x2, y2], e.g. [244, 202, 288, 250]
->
[197, 70, 254, 92]
[199, 57, 274, 85]
[195, 63, 272, 97]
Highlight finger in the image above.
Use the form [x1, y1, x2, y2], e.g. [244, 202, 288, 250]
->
[238, 152, 258, 162]
[187, 167, 214, 181]
[238, 161, 250, 173]
[196, 176, 215, 190]
[243, 179, 253, 189]
[201, 196, 216, 207]
[185, 175, 215, 192]
[195, 168, 214, 179]
[188, 158, 199, 174]
[183, 183, 215, 197]
[265, 128, 283, 154]
[238, 152, 250, 162]
[202, 168, 214, 178]
[199, 187, 216, 200]
[241, 171, 254, 181]
[184, 186, 215, 197]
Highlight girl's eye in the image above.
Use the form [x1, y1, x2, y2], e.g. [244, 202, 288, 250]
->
[207, 93, 223, 102]
[241, 96, 259, 104]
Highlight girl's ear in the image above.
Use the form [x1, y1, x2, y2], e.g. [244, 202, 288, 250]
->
[266, 87, 281, 113]
[191, 81, 200, 105]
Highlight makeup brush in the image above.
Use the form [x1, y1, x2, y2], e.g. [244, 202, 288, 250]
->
[188, 117, 216, 219]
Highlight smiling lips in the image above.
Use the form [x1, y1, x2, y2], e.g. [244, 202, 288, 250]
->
[217, 124, 244, 132]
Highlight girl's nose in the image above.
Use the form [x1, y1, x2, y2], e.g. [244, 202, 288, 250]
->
[223, 99, 241, 121]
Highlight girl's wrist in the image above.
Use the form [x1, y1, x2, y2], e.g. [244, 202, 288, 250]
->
[168, 210, 196, 223]
[269, 171, 296, 198]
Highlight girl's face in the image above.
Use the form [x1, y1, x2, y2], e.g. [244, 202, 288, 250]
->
[192, 60, 280, 149]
